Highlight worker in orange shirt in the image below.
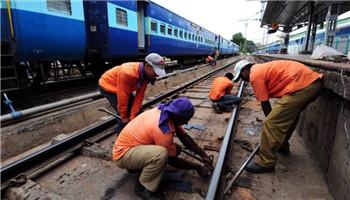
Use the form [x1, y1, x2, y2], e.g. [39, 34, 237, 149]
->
[112, 97, 212, 200]
[209, 73, 241, 113]
[206, 55, 216, 66]
[98, 53, 166, 132]
[233, 60, 323, 173]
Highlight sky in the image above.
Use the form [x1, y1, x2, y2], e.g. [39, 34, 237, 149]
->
[151, 0, 267, 44]
[151, 0, 350, 45]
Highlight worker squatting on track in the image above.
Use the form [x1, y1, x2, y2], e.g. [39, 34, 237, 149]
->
[206, 55, 217, 66]
[209, 73, 241, 113]
[112, 97, 212, 200]
[233, 59, 323, 173]
[98, 53, 166, 132]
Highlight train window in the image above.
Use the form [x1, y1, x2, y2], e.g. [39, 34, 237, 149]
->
[192, 34, 195, 41]
[168, 25, 172, 35]
[160, 23, 165, 34]
[151, 20, 157, 33]
[179, 30, 183, 38]
[116, 8, 128, 26]
[47, 0, 72, 15]
[174, 28, 178, 37]
[184, 32, 187, 39]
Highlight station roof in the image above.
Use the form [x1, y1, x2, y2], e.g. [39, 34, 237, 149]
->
[261, 1, 350, 32]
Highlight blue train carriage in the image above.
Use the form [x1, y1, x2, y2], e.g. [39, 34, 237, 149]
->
[1, 0, 86, 91]
[233, 42, 240, 56]
[288, 17, 350, 55]
[254, 40, 282, 54]
[216, 35, 239, 58]
[145, 1, 217, 63]
[83, 0, 139, 62]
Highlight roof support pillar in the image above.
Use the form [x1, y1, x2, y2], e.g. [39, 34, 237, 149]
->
[324, 3, 339, 47]
[281, 31, 289, 54]
[302, 1, 315, 53]
[309, 13, 318, 52]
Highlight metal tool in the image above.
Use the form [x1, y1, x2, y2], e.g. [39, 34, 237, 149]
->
[181, 148, 205, 162]
[98, 108, 122, 120]
[224, 144, 260, 195]
[181, 149, 214, 170]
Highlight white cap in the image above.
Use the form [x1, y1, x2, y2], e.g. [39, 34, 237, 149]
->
[233, 60, 251, 82]
[145, 53, 166, 77]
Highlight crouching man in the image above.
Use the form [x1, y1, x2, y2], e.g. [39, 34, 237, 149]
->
[209, 73, 241, 113]
[112, 97, 212, 200]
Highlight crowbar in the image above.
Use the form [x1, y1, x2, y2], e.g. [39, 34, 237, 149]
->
[98, 108, 122, 120]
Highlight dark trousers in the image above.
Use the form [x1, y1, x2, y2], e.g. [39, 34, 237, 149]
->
[98, 85, 135, 133]
[209, 60, 216, 66]
[216, 94, 240, 109]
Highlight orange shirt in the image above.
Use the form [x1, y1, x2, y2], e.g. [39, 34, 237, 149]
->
[250, 60, 323, 102]
[112, 108, 186, 161]
[99, 62, 148, 120]
[208, 77, 233, 101]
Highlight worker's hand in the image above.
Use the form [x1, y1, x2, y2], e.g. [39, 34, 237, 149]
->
[202, 154, 213, 167]
[233, 97, 242, 105]
[175, 144, 182, 156]
[196, 166, 210, 178]
[121, 118, 130, 124]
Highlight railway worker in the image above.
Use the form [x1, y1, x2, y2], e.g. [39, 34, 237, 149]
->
[233, 59, 323, 173]
[209, 72, 241, 113]
[206, 55, 217, 66]
[112, 97, 212, 199]
[98, 53, 166, 132]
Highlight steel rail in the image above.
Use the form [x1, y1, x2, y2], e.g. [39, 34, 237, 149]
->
[1, 61, 236, 191]
[1, 92, 102, 123]
[206, 81, 245, 200]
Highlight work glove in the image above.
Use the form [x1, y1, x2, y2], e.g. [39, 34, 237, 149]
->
[202, 154, 213, 168]
[196, 165, 210, 178]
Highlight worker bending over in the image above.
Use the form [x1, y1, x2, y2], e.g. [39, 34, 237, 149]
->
[98, 53, 166, 132]
[233, 60, 323, 173]
[206, 55, 216, 66]
[209, 73, 241, 113]
[112, 97, 212, 199]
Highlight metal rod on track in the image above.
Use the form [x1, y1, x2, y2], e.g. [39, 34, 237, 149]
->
[97, 108, 122, 120]
[1, 91, 102, 123]
[223, 144, 260, 195]
[205, 81, 245, 200]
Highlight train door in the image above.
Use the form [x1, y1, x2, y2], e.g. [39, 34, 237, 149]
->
[83, 1, 108, 55]
[137, 1, 147, 51]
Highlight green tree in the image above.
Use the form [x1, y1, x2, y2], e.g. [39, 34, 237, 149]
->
[231, 32, 257, 53]
[232, 33, 246, 52]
